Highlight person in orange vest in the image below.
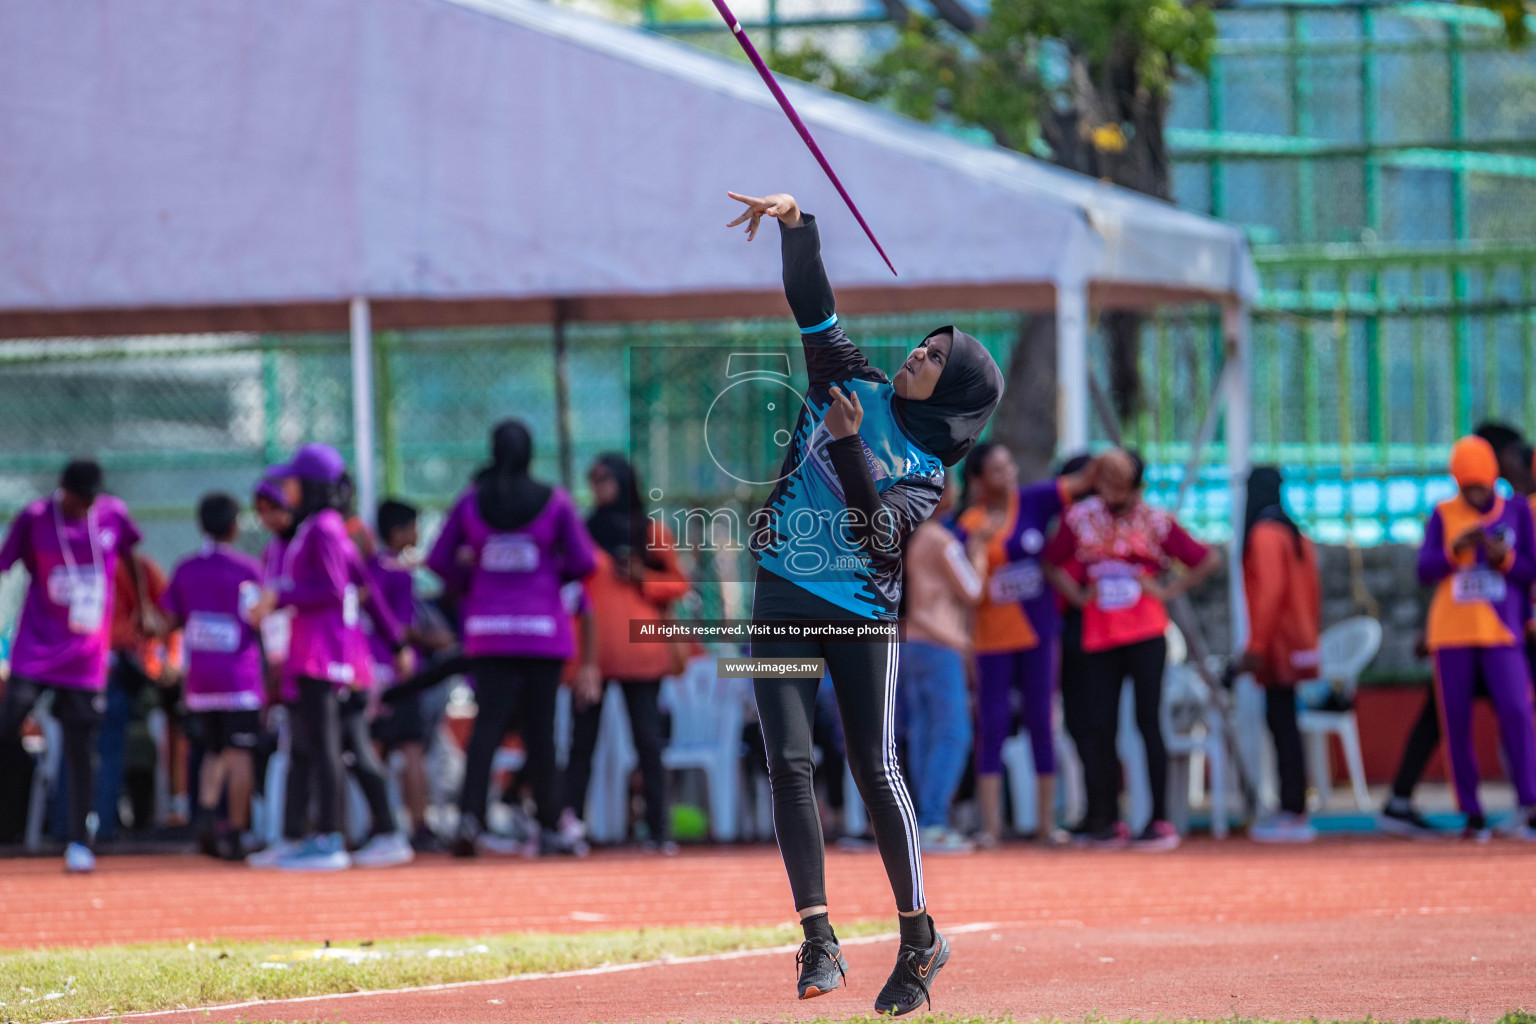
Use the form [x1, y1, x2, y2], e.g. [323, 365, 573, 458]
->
[1382, 421, 1535, 836]
[1237, 466, 1321, 844]
[1417, 436, 1536, 841]
[568, 454, 691, 853]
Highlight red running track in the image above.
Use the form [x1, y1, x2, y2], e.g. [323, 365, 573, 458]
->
[4, 839, 1534, 1023]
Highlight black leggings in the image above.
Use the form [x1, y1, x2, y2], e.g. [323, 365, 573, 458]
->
[460, 657, 563, 833]
[1081, 636, 1168, 829]
[752, 571, 922, 913]
[0, 677, 100, 844]
[340, 690, 395, 838]
[565, 680, 669, 841]
[285, 677, 345, 838]
[1265, 685, 1307, 815]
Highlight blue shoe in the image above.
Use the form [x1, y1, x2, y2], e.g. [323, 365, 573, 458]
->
[275, 833, 351, 872]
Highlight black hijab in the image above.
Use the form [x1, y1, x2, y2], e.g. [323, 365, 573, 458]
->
[585, 453, 659, 565]
[476, 419, 553, 532]
[891, 326, 1005, 468]
[1243, 465, 1302, 556]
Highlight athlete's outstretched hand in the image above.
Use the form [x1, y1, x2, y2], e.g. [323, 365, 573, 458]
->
[825, 385, 863, 440]
[727, 192, 802, 240]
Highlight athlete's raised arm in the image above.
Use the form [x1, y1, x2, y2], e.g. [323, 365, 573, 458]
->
[727, 191, 875, 388]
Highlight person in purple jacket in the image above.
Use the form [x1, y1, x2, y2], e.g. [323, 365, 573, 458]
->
[251, 443, 409, 871]
[160, 493, 265, 861]
[427, 420, 597, 857]
[0, 459, 151, 874]
[1418, 435, 1536, 841]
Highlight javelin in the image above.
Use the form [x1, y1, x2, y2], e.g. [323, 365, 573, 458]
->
[709, 0, 897, 276]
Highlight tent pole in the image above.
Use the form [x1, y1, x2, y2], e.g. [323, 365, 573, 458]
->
[1223, 298, 1252, 650]
[349, 296, 377, 523]
[552, 301, 575, 490]
[1055, 279, 1090, 457]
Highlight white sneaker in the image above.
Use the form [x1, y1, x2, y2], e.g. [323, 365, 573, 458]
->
[1494, 809, 1536, 839]
[1250, 812, 1317, 844]
[351, 831, 415, 868]
[275, 833, 352, 872]
[247, 839, 301, 869]
[919, 826, 974, 855]
[64, 842, 95, 874]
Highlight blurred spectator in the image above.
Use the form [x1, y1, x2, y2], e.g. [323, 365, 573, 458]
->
[368, 498, 454, 853]
[570, 454, 690, 852]
[160, 494, 264, 860]
[427, 421, 595, 857]
[1238, 467, 1321, 844]
[249, 443, 408, 871]
[899, 474, 983, 854]
[956, 445, 1097, 847]
[1381, 421, 1534, 837]
[95, 549, 174, 842]
[1416, 436, 1536, 841]
[1044, 449, 1221, 851]
[0, 459, 149, 873]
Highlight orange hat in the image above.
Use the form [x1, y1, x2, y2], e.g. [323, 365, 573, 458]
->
[1450, 435, 1499, 488]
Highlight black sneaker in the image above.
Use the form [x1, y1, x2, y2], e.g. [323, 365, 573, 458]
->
[1379, 803, 1440, 840]
[411, 827, 447, 854]
[795, 938, 847, 1000]
[874, 929, 950, 1016]
[451, 815, 481, 858]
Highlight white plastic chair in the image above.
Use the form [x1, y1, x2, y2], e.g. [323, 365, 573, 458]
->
[585, 683, 637, 843]
[1299, 616, 1381, 811]
[1160, 663, 1229, 838]
[660, 656, 746, 842]
[261, 707, 290, 847]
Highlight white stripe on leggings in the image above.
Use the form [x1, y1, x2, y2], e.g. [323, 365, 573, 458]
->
[880, 638, 924, 910]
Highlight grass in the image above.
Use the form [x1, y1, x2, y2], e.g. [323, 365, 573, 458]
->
[144, 1014, 1536, 1024]
[0, 920, 896, 1024]
[2, 930, 1531, 1024]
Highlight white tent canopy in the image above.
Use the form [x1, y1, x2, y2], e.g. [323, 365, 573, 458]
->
[0, 0, 1254, 638]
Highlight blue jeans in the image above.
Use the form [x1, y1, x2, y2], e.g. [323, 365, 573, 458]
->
[898, 641, 972, 830]
[91, 660, 137, 841]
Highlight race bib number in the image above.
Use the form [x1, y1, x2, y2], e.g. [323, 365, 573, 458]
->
[261, 609, 293, 662]
[342, 584, 360, 628]
[481, 535, 540, 573]
[66, 570, 106, 635]
[988, 561, 1043, 604]
[237, 581, 262, 622]
[1453, 568, 1507, 605]
[1096, 574, 1143, 612]
[186, 612, 241, 653]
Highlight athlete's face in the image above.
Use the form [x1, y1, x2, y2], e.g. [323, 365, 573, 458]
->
[893, 331, 953, 401]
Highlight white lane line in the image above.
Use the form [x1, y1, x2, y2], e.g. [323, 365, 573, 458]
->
[41, 921, 1005, 1024]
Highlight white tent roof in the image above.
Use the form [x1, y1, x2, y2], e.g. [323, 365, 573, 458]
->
[0, 0, 1255, 337]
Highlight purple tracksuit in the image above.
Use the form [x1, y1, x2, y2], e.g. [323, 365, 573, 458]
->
[275, 509, 401, 700]
[162, 544, 265, 712]
[1419, 496, 1536, 818]
[425, 488, 595, 662]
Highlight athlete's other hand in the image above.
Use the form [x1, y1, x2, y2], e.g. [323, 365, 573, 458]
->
[825, 386, 863, 439]
[726, 192, 802, 240]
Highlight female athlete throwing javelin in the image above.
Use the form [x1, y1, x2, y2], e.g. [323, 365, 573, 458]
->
[727, 191, 1003, 1015]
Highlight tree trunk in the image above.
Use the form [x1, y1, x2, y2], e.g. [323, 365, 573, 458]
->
[989, 313, 1060, 481]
